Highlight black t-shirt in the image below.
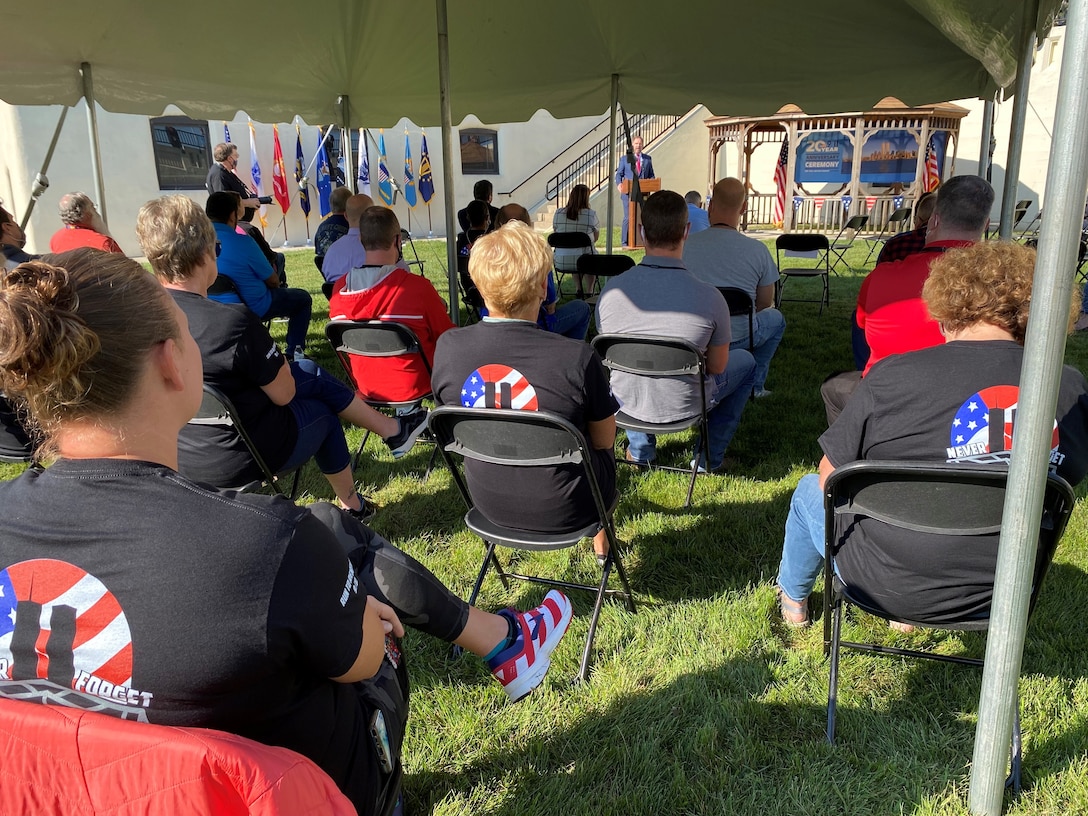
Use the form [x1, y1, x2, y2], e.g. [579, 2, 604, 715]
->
[821, 340, 1088, 622]
[171, 290, 297, 486]
[206, 163, 257, 222]
[0, 459, 377, 809]
[432, 320, 620, 532]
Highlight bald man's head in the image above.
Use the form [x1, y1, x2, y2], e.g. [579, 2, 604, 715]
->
[709, 178, 747, 220]
[496, 203, 531, 227]
[345, 194, 374, 227]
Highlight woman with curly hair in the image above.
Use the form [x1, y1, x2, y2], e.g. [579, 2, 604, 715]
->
[774, 241, 1088, 627]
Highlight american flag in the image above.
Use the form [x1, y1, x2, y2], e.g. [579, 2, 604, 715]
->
[773, 136, 789, 226]
[922, 137, 941, 192]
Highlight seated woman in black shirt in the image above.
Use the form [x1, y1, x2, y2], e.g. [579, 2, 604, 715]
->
[0, 249, 571, 814]
[432, 220, 620, 562]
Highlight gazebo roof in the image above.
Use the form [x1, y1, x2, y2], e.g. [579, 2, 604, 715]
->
[707, 98, 970, 137]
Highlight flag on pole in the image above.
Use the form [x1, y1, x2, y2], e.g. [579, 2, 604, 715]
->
[773, 136, 789, 226]
[248, 121, 267, 229]
[419, 131, 435, 204]
[376, 129, 394, 206]
[223, 122, 232, 144]
[921, 137, 941, 192]
[272, 125, 290, 214]
[295, 124, 310, 218]
[358, 128, 372, 196]
[403, 131, 418, 208]
[316, 127, 332, 217]
[336, 130, 347, 187]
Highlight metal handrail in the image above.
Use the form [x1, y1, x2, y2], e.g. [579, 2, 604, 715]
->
[544, 113, 681, 205]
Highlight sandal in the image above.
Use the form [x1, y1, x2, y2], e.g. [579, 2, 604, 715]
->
[776, 586, 810, 628]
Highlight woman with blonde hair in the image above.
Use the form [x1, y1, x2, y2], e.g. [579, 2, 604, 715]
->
[552, 183, 600, 298]
[773, 241, 1088, 627]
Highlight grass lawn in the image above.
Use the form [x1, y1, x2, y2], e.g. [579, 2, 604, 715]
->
[4, 237, 1088, 815]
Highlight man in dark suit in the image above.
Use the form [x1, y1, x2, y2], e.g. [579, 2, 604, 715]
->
[456, 180, 501, 233]
[615, 135, 655, 247]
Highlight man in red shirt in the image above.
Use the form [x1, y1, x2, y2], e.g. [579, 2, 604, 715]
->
[329, 206, 455, 403]
[49, 192, 124, 254]
[821, 175, 993, 424]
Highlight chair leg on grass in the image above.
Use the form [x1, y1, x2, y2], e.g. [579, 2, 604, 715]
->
[1007, 701, 1022, 796]
[467, 541, 498, 607]
[826, 602, 843, 745]
[578, 557, 614, 683]
[352, 430, 372, 471]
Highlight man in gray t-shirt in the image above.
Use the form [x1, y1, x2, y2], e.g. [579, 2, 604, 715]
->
[596, 190, 756, 471]
[682, 177, 785, 397]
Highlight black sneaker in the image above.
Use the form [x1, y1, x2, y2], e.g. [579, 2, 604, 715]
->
[345, 495, 376, 524]
[384, 409, 429, 459]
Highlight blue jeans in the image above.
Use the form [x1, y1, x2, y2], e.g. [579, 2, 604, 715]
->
[263, 286, 313, 356]
[626, 347, 756, 468]
[549, 299, 592, 341]
[279, 360, 355, 475]
[850, 309, 870, 371]
[776, 474, 827, 602]
[731, 308, 785, 393]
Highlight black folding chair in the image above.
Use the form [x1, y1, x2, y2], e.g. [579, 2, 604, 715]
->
[825, 214, 869, 273]
[822, 460, 1075, 793]
[862, 206, 912, 263]
[0, 394, 34, 465]
[189, 383, 301, 497]
[457, 254, 485, 323]
[988, 198, 1034, 239]
[776, 233, 830, 313]
[325, 319, 437, 473]
[548, 231, 594, 294]
[428, 406, 636, 682]
[577, 253, 635, 305]
[717, 287, 756, 399]
[591, 334, 710, 507]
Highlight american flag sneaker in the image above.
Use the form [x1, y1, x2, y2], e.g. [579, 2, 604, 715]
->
[487, 590, 573, 702]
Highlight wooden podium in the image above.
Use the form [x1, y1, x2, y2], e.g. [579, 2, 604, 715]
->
[620, 178, 662, 247]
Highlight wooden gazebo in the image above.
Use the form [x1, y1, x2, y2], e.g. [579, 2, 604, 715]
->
[706, 98, 969, 232]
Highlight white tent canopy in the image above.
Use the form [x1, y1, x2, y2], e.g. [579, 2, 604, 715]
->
[1, 1, 1064, 126]
[3, 4, 1087, 815]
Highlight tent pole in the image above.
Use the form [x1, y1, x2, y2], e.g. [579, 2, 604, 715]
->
[435, 0, 459, 324]
[19, 105, 69, 230]
[998, 0, 1039, 239]
[968, 1, 1088, 813]
[605, 74, 619, 255]
[978, 97, 995, 181]
[338, 96, 355, 194]
[80, 62, 107, 225]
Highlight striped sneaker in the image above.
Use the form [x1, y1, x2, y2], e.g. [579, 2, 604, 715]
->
[487, 590, 573, 702]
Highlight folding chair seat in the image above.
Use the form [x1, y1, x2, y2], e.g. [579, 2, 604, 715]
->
[547, 231, 594, 294]
[825, 214, 869, 273]
[325, 319, 437, 473]
[189, 383, 301, 497]
[428, 406, 636, 682]
[590, 334, 709, 507]
[822, 460, 1075, 793]
[776, 233, 830, 313]
[862, 206, 912, 263]
[577, 253, 636, 306]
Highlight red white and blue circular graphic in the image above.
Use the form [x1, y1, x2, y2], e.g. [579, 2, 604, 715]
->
[461, 365, 539, 410]
[948, 385, 1059, 456]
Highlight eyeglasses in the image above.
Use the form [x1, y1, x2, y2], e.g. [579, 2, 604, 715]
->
[214, 241, 222, 258]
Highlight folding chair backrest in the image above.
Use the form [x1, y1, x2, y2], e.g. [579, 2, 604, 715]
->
[189, 383, 285, 494]
[0, 394, 33, 464]
[577, 253, 636, 279]
[777, 233, 830, 256]
[843, 214, 869, 232]
[886, 206, 912, 228]
[548, 232, 594, 250]
[825, 460, 1074, 626]
[717, 286, 754, 318]
[591, 334, 704, 378]
[430, 408, 585, 468]
[325, 319, 433, 406]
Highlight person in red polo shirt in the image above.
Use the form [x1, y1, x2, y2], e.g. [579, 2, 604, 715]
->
[821, 175, 994, 425]
[49, 192, 124, 254]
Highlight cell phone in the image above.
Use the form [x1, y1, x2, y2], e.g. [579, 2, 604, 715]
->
[370, 709, 394, 773]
